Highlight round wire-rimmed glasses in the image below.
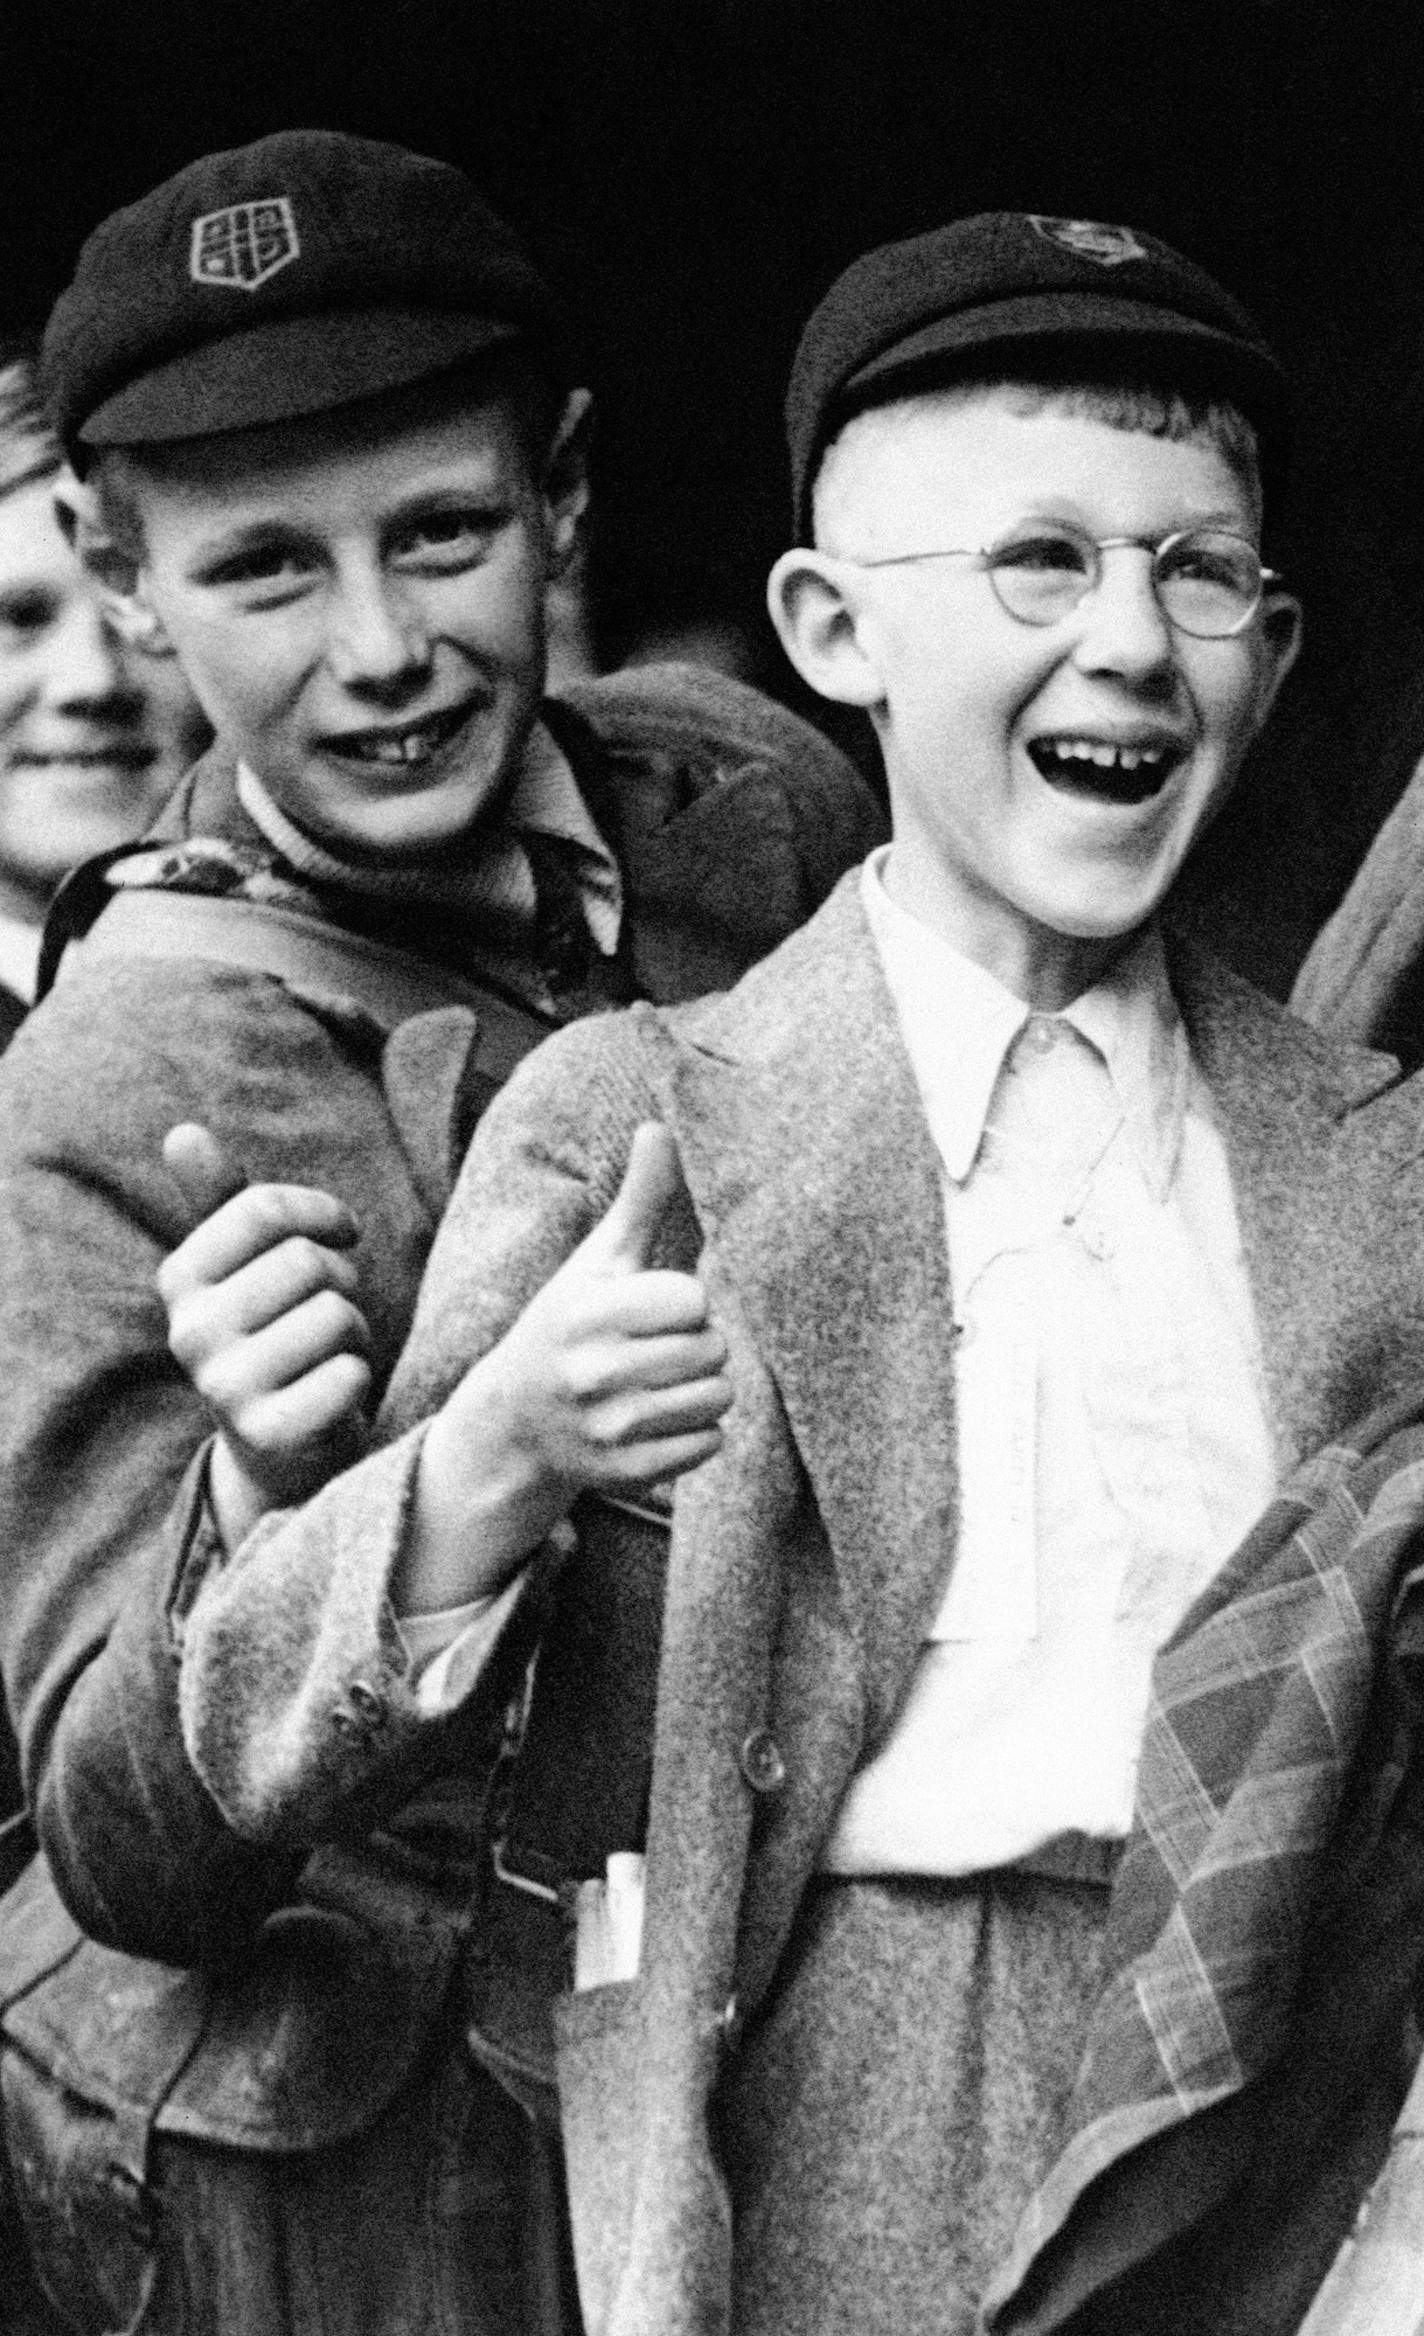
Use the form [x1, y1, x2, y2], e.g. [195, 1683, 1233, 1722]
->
[839, 522, 1279, 639]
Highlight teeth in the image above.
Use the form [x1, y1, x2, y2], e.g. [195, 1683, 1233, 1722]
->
[1037, 737, 1169, 772]
[327, 702, 480, 768]
[343, 727, 439, 766]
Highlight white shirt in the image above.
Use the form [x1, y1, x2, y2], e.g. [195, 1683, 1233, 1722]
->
[0, 912, 41, 1005]
[822, 851, 1277, 1876]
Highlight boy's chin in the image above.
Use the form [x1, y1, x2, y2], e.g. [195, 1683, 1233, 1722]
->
[1031, 837, 1201, 942]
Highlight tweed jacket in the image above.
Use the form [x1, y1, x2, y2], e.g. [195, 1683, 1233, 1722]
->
[169, 875, 1424, 2331]
[0, 670, 883, 2158]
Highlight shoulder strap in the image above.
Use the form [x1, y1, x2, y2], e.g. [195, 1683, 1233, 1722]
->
[58, 887, 557, 1070]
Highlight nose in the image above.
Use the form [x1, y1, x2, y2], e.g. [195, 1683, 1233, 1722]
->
[1070, 544, 1177, 687]
[324, 561, 432, 698]
[47, 598, 140, 717]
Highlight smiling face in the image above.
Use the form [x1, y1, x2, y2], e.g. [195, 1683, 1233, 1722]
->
[0, 471, 199, 917]
[773, 388, 1299, 1004]
[113, 375, 582, 863]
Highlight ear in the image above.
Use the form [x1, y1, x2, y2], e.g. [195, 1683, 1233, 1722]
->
[55, 473, 176, 657]
[766, 547, 884, 708]
[1252, 586, 1303, 731]
[541, 388, 593, 574]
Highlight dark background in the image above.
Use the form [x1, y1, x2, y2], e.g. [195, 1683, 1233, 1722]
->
[3, 0, 1422, 993]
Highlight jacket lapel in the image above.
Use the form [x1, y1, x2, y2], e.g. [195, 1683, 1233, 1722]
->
[1169, 935, 1400, 1465]
[660, 878, 961, 1742]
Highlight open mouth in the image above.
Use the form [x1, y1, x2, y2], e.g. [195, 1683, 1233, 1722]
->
[1027, 734, 1184, 806]
[322, 701, 478, 771]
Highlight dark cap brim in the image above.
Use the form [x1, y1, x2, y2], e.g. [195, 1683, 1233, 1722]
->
[77, 306, 527, 448]
[842, 291, 1286, 424]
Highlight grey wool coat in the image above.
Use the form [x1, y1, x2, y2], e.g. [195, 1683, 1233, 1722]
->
[168, 878, 1424, 2331]
[0, 669, 883, 2155]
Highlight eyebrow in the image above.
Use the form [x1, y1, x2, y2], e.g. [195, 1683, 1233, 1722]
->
[185, 519, 317, 581]
[382, 487, 517, 532]
[186, 487, 521, 579]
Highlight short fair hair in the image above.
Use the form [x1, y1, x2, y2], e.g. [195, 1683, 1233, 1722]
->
[812, 371, 1263, 546]
[0, 354, 61, 502]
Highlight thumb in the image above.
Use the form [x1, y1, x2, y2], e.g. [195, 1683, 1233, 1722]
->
[162, 1122, 248, 1227]
[591, 1121, 689, 1273]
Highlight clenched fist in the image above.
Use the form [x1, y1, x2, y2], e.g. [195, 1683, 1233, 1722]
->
[158, 1122, 372, 1545]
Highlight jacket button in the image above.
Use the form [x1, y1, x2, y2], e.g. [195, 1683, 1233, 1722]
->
[739, 1728, 786, 1793]
[349, 1680, 387, 1727]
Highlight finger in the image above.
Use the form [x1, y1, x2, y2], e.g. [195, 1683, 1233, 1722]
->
[598, 1424, 726, 1489]
[585, 1270, 712, 1339]
[586, 1373, 734, 1450]
[195, 1290, 372, 1414]
[166, 1236, 363, 1360]
[565, 1327, 728, 1400]
[163, 1123, 248, 1225]
[158, 1185, 361, 1304]
[587, 1123, 690, 1275]
[232, 1353, 375, 1462]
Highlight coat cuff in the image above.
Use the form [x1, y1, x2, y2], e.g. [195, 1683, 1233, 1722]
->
[178, 1423, 536, 1845]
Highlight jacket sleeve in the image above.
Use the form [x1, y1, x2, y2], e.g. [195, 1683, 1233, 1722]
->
[177, 1010, 662, 1849]
[0, 961, 439, 1961]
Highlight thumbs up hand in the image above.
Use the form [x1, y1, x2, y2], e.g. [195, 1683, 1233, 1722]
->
[402, 1124, 731, 1614]
[158, 1122, 373, 1548]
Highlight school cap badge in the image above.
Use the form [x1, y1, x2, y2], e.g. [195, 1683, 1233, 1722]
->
[1027, 216, 1147, 267]
[784, 207, 1289, 538]
[190, 197, 300, 292]
[41, 128, 573, 469]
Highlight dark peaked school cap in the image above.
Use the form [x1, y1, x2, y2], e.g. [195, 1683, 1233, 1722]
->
[43, 128, 572, 470]
[786, 211, 1289, 538]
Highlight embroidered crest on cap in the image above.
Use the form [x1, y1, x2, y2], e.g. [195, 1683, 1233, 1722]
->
[1027, 217, 1147, 268]
[190, 198, 301, 293]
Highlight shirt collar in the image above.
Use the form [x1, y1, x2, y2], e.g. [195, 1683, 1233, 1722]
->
[0, 910, 40, 1006]
[235, 712, 622, 953]
[1064, 923, 1190, 1199]
[860, 848, 1190, 1199]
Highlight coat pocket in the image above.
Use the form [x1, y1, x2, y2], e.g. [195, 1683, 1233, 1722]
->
[554, 1980, 642, 2336]
[2, 2044, 162, 2336]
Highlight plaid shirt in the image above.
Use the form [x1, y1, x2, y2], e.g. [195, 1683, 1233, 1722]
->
[988, 1392, 1424, 2325]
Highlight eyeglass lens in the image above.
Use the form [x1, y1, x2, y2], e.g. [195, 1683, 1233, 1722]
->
[986, 527, 1263, 637]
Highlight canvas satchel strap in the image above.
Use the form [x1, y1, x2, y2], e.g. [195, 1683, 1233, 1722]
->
[59, 885, 557, 1065]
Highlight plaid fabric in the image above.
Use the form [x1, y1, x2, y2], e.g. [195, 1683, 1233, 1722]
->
[988, 1391, 1424, 2319]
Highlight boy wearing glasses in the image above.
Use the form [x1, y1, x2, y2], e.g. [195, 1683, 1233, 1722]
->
[139, 217, 1424, 2333]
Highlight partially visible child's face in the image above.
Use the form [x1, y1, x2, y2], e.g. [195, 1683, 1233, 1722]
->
[119, 386, 572, 862]
[0, 472, 204, 915]
[778, 391, 1298, 1000]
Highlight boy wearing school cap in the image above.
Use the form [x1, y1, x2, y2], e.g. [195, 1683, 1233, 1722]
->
[0, 128, 880, 2336]
[58, 211, 1424, 2333]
